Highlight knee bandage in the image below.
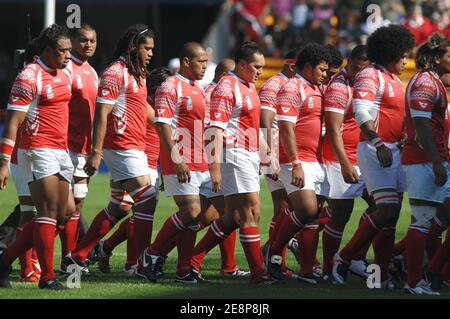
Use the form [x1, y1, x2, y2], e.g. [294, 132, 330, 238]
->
[410, 205, 437, 230]
[110, 188, 134, 206]
[73, 183, 89, 199]
[19, 205, 37, 213]
[129, 184, 157, 206]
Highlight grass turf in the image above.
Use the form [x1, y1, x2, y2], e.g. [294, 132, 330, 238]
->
[0, 173, 448, 299]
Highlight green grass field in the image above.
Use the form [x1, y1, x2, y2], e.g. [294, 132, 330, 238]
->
[0, 173, 448, 299]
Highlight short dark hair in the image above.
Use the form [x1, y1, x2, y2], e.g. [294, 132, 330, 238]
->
[416, 33, 450, 71]
[284, 48, 298, 60]
[325, 44, 343, 69]
[179, 42, 204, 61]
[367, 24, 415, 65]
[70, 23, 96, 39]
[296, 43, 331, 70]
[37, 24, 70, 50]
[112, 24, 155, 85]
[234, 41, 264, 64]
[349, 45, 368, 62]
[148, 67, 172, 98]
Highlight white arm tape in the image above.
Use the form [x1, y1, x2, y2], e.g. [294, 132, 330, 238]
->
[354, 99, 373, 126]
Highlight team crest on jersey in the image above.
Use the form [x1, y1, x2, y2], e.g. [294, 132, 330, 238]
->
[387, 83, 395, 97]
[186, 96, 193, 110]
[307, 96, 313, 108]
[75, 74, 83, 89]
[245, 96, 253, 110]
[131, 79, 139, 93]
[45, 84, 54, 99]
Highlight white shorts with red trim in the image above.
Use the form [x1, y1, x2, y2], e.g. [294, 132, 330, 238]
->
[221, 148, 260, 196]
[265, 175, 285, 193]
[279, 162, 329, 196]
[357, 142, 406, 194]
[9, 163, 30, 196]
[163, 171, 214, 198]
[103, 149, 151, 182]
[404, 162, 450, 204]
[326, 161, 365, 199]
[18, 148, 74, 183]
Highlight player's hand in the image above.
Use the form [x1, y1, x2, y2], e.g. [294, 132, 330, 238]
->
[175, 161, 190, 183]
[432, 161, 447, 187]
[375, 145, 392, 168]
[84, 151, 102, 176]
[341, 163, 359, 184]
[210, 163, 222, 192]
[0, 159, 9, 190]
[291, 165, 305, 188]
[264, 154, 280, 181]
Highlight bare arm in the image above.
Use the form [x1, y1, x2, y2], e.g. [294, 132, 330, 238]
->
[414, 117, 447, 186]
[0, 110, 26, 189]
[325, 111, 358, 183]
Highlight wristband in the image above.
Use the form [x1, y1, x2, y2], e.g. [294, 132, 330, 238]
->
[292, 162, 302, 169]
[369, 137, 384, 148]
[0, 138, 14, 160]
[287, 154, 300, 163]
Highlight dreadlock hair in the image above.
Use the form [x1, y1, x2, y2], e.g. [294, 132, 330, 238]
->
[112, 24, 154, 85]
[416, 33, 450, 72]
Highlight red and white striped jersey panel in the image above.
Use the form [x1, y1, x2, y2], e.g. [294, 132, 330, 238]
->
[68, 56, 98, 155]
[98, 58, 148, 151]
[209, 73, 261, 152]
[323, 68, 359, 165]
[276, 74, 324, 163]
[353, 64, 405, 143]
[7, 58, 72, 150]
[154, 73, 208, 175]
[402, 71, 449, 164]
[204, 82, 216, 127]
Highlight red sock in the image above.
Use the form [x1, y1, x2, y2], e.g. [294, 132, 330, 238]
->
[319, 207, 331, 231]
[104, 217, 130, 255]
[426, 217, 446, 260]
[352, 210, 374, 260]
[220, 230, 237, 272]
[16, 227, 33, 278]
[269, 208, 290, 245]
[298, 225, 319, 276]
[441, 260, 450, 279]
[132, 212, 154, 257]
[125, 217, 138, 268]
[271, 209, 304, 255]
[428, 227, 450, 274]
[149, 213, 185, 256]
[269, 216, 278, 239]
[72, 209, 114, 262]
[392, 234, 407, 256]
[34, 217, 57, 283]
[2, 220, 34, 265]
[340, 216, 379, 263]
[406, 227, 428, 287]
[240, 226, 264, 281]
[191, 219, 232, 271]
[322, 222, 344, 275]
[60, 212, 80, 258]
[160, 237, 177, 257]
[176, 229, 197, 277]
[372, 227, 396, 282]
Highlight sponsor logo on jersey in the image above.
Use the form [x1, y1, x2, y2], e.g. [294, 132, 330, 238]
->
[358, 91, 368, 97]
[418, 102, 428, 109]
[131, 79, 139, 93]
[245, 96, 253, 110]
[83, 70, 90, 75]
[387, 83, 395, 97]
[282, 107, 290, 113]
[11, 96, 19, 102]
[102, 89, 109, 96]
[186, 96, 193, 110]
[76, 74, 83, 89]
[157, 109, 165, 115]
[45, 84, 54, 99]
[192, 90, 198, 95]
[214, 112, 221, 118]
[53, 77, 62, 83]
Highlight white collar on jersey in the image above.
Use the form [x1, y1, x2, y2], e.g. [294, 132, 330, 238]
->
[210, 80, 217, 86]
[176, 72, 196, 85]
[229, 71, 249, 85]
[278, 72, 289, 80]
[37, 56, 55, 72]
[119, 56, 126, 62]
[71, 54, 87, 65]
[295, 72, 314, 87]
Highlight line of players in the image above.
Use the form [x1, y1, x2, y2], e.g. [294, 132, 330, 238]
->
[0, 22, 449, 295]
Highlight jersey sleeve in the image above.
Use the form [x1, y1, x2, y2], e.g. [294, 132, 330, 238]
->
[154, 77, 177, 125]
[324, 77, 350, 114]
[352, 67, 379, 114]
[96, 62, 124, 105]
[259, 77, 282, 113]
[276, 80, 301, 124]
[408, 73, 436, 119]
[208, 78, 235, 130]
[7, 65, 38, 113]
